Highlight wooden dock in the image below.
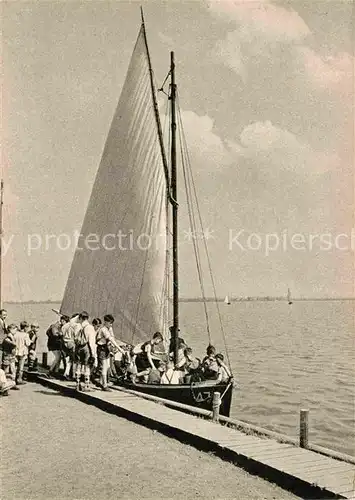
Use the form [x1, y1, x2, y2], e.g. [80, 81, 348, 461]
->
[32, 374, 355, 500]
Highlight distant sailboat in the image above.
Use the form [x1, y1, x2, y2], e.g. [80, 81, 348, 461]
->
[224, 295, 231, 305]
[287, 288, 293, 305]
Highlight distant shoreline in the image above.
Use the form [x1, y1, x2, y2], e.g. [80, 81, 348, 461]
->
[4, 297, 355, 305]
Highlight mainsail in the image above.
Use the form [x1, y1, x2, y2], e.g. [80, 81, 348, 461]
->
[61, 26, 169, 344]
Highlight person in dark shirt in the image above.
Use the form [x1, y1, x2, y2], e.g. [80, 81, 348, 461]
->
[2, 324, 17, 382]
[201, 344, 219, 380]
[0, 309, 8, 365]
[46, 316, 68, 377]
[147, 361, 166, 384]
[132, 332, 163, 372]
[28, 322, 39, 371]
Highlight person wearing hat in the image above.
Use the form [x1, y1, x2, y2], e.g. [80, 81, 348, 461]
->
[27, 322, 40, 371]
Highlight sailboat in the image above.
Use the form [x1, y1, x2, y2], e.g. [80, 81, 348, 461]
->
[287, 288, 293, 305]
[60, 11, 234, 416]
[224, 295, 231, 305]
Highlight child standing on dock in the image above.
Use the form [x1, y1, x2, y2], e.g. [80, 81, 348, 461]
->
[74, 312, 97, 392]
[96, 315, 123, 391]
[0, 309, 8, 366]
[14, 321, 31, 385]
[62, 314, 81, 380]
[27, 322, 39, 371]
[1, 324, 18, 382]
[46, 315, 68, 377]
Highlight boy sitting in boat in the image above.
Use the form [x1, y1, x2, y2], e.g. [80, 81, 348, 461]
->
[200, 345, 219, 381]
[168, 336, 188, 370]
[215, 353, 232, 383]
[160, 360, 183, 384]
[182, 347, 201, 383]
[133, 360, 167, 384]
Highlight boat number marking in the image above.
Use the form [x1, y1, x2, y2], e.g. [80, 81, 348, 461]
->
[195, 391, 211, 402]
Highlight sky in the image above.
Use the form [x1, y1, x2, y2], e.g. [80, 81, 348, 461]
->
[2, 0, 354, 301]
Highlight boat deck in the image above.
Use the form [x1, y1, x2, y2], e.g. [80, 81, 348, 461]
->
[32, 375, 354, 499]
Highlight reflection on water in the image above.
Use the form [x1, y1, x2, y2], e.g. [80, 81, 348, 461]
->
[5, 300, 355, 457]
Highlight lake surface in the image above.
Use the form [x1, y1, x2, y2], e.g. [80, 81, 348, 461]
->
[5, 300, 355, 457]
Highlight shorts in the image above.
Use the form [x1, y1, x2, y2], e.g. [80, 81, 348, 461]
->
[97, 344, 110, 362]
[2, 354, 16, 367]
[135, 355, 151, 372]
[75, 344, 91, 365]
[63, 341, 75, 359]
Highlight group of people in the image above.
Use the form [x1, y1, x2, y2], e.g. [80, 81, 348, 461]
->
[128, 331, 233, 385]
[46, 311, 122, 392]
[0, 308, 40, 396]
[46, 312, 232, 391]
[0, 307, 232, 396]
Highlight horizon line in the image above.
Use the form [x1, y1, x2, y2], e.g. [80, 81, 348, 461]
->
[3, 296, 355, 304]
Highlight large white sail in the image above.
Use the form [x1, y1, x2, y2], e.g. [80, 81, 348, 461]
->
[61, 26, 169, 344]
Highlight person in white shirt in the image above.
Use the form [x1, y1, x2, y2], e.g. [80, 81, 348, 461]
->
[74, 312, 97, 392]
[96, 314, 123, 391]
[14, 321, 31, 385]
[160, 361, 183, 384]
[215, 353, 232, 383]
[0, 367, 15, 396]
[61, 313, 81, 379]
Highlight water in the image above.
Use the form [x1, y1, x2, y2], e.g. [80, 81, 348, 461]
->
[5, 300, 355, 457]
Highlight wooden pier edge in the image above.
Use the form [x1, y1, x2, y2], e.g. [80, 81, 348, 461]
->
[28, 366, 355, 466]
[29, 374, 354, 500]
[109, 383, 355, 466]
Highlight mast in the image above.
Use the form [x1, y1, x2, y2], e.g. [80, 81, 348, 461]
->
[170, 51, 179, 365]
[140, 8, 172, 197]
[0, 179, 3, 309]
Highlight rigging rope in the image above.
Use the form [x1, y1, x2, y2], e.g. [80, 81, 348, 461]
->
[177, 105, 212, 345]
[158, 95, 173, 344]
[175, 91, 232, 369]
[157, 70, 171, 97]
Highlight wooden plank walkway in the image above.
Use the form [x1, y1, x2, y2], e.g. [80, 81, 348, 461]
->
[33, 375, 355, 500]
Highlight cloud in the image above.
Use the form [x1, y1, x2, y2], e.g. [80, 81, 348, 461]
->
[208, 0, 353, 99]
[296, 47, 354, 96]
[232, 121, 341, 176]
[240, 120, 302, 152]
[173, 111, 340, 178]
[208, 0, 310, 43]
[158, 99, 233, 170]
[208, 0, 310, 80]
[213, 33, 246, 81]
[179, 110, 233, 169]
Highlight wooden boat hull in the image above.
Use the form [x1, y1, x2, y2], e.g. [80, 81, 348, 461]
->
[117, 379, 234, 417]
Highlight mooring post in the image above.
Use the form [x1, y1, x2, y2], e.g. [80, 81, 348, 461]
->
[300, 409, 309, 448]
[212, 392, 221, 422]
[42, 352, 48, 368]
